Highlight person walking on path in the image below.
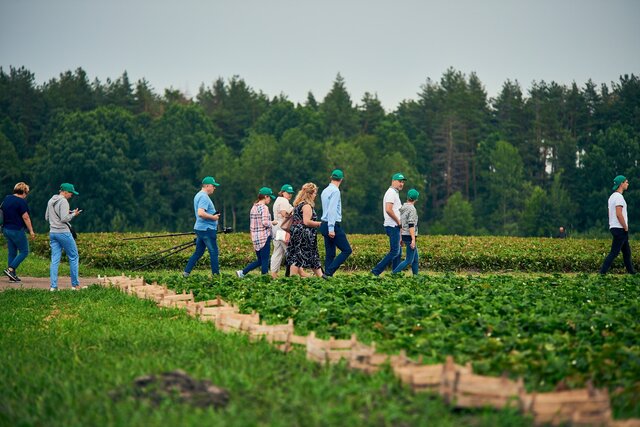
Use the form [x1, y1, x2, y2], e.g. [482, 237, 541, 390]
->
[45, 183, 82, 291]
[183, 176, 221, 278]
[2, 182, 36, 282]
[319, 169, 352, 277]
[392, 189, 420, 276]
[600, 175, 635, 274]
[287, 183, 325, 278]
[371, 173, 406, 276]
[270, 184, 295, 278]
[237, 187, 277, 278]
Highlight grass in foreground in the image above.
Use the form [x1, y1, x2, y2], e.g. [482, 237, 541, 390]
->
[0, 287, 530, 427]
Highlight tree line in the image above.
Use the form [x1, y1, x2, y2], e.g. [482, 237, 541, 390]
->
[1, 66, 639, 236]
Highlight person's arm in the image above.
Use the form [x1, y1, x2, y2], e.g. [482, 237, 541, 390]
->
[616, 205, 628, 231]
[385, 202, 401, 226]
[326, 191, 339, 234]
[302, 204, 321, 228]
[260, 205, 273, 228]
[197, 208, 219, 221]
[57, 199, 76, 223]
[21, 212, 35, 238]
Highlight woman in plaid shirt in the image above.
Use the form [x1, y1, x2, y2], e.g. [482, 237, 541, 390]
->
[237, 187, 277, 278]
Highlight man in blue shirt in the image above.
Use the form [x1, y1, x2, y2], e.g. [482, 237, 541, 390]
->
[183, 176, 221, 277]
[320, 169, 352, 276]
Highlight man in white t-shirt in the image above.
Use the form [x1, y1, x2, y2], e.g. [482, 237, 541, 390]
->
[599, 175, 635, 274]
[371, 172, 406, 276]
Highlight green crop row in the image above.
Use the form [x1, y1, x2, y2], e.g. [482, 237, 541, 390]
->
[145, 271, 640, 418]
[27, 232, 640, 273]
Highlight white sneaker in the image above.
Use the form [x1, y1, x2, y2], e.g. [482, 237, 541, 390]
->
[236, 270, 245, 278]
[49, 287, 57, 292]
[182, 271, 190, 278]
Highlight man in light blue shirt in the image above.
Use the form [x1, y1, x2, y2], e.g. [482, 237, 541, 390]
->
[183, 176, 221, 277]
[320, 169, 352, 276]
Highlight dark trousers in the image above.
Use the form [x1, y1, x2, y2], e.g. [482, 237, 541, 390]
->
[243, 236, 271, 275]
[599, 228, 635, 274]
[372, 226, 402, 276]
[320, 222, 352, 276]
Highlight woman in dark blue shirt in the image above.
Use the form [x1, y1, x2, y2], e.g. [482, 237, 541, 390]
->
[2, 182, 36, 282]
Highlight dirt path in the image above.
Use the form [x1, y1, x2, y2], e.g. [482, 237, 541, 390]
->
[0, 276, 101, 291]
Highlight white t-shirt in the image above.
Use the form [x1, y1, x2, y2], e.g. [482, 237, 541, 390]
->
[272, 196, 293, 232]
[608, 192, 628, 229]
[382, 187, 402, 227]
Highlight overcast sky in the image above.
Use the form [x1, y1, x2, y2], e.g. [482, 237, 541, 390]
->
[1, 0, 639, 110]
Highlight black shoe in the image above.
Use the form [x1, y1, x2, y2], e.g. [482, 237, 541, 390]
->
[3, 268, 19, 282]
[10, 274, 21, 283]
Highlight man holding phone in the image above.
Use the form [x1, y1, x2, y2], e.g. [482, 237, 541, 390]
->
[183, 176, 221, 278]
[45, 182, 82, 291]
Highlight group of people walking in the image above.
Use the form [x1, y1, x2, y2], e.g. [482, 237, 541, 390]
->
[183, 169, 422, 279]
[2, 182, 82, 290]
[1, 173, 635, 288]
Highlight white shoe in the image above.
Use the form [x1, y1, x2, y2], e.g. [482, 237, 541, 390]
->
[182, 271, 190, 278]
[49, 287, 57, 292]
[236, 270, 245, 278]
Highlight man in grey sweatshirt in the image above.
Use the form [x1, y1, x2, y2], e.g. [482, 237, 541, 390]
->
[45, 183, 82, 291]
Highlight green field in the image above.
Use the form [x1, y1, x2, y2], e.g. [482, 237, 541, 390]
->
[1, 233, 639, 425]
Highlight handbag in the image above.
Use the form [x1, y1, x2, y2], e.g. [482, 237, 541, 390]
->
[274, 229, 287, 242]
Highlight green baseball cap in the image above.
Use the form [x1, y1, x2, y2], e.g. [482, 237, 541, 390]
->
[612, 175, 627, 191]
[60, 183, 79, 195]
[259, 187, 276, 199]
[407, 189, 419, 200]
[202, 176, 220, 186]
[331, 169, 344, 180]
[280, 184, 294, 194]
[392, 172, 407, 181]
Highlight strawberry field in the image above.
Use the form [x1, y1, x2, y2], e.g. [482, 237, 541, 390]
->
[18, 232, 640, 421]
[29, 232, 640, 272]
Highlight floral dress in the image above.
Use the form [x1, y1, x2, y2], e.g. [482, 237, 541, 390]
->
[286, 202, 321, 269]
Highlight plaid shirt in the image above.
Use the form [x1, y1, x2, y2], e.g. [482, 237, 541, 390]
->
[250, 203, 272, 251]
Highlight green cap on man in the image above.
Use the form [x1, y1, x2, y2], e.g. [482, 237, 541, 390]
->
[60, 183, 79, 195]
[202, 176, 220, 186]
[612, 175, 627, 191]
[280, 184, 294, 194]
[259, 187, 276, 199]
[407, 189, 419, 200]
[392, 172, 407, 181]
[331, 169, 344, 180]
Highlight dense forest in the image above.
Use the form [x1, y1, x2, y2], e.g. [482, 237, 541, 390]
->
[1, 66, 639, 235]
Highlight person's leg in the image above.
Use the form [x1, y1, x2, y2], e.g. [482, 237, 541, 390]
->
[599, 229, 625, 274]
[184, 232, 206, 275]
[58, 233, 79, 286]
[326, 226, 352, 276]
[372, 226, 400, 276]
[411, 246, 419, 275]
[320, 222, 336, 274]
[201, 229, 219, 275]
[270, 240, 285, 277]
[259, 237, 271, 274]
[391, 230, 403, 271]
[49, 234, 63, 289]
[392, 236, 413, 274]
[620, 232, 635, 274]
[243, 239, 271, 275]
[4, 229, 18, 268]
[7, 230, 29, 271]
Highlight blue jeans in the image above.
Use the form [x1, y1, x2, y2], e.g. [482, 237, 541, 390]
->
[372, 226, 401, 275]
[242, 237, 271, 275]
[50, 232, 79, 288]
[600, 228, 635, 274]
[393, 235, 419, 275]
[320, 222, 352, 276]
[3, 228, 29, 270]
[185, 229, 219, 275]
